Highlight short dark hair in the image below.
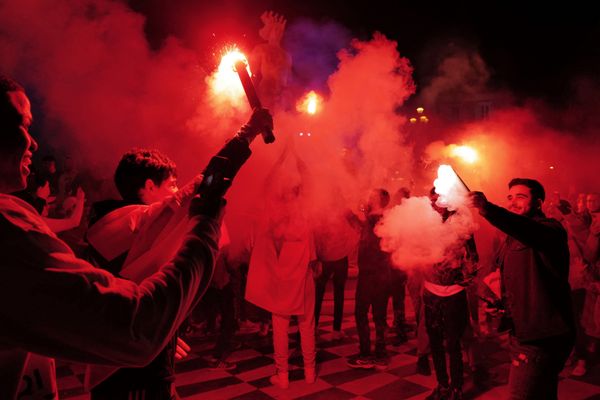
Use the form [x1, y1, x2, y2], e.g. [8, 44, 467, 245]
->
[508, 178, 545, 202]
[114, 148, 177, 202]
[0, 75, 25, 126]
[0, 75, 24, 93]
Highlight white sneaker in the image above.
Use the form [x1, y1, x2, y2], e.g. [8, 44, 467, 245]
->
[571, 359, 587, 377]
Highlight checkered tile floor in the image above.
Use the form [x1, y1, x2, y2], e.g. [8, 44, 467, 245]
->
[57, 278, 600, 399]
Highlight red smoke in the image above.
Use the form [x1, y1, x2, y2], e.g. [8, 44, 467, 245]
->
[3, 2, 598, 272]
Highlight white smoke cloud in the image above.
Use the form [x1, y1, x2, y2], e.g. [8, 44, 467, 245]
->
[375, 196, 476, 270]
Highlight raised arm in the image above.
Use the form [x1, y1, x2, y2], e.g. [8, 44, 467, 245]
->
[470, 191, 566, 252]
[0, 197, 221, 367]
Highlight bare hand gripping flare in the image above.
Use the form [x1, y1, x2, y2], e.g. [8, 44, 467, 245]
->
[234, 59, 276, 144]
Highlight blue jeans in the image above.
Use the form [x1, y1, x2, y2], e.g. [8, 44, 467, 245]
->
[508, 334, 574, 400]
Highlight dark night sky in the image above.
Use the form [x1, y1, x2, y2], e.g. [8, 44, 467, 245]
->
[129, 0, 600, 105]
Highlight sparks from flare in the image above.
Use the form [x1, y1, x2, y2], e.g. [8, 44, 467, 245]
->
[296, 90, 323, 115]
[207, 47, 252, 107]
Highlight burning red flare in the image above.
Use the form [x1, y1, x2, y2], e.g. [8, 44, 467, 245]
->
[207, 47, 252, 107]
[434, 164, 469, 209]
[435, 165, 460, 196]
[296, 90, 323, 115]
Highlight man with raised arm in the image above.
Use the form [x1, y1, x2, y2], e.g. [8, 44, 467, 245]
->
[0, 75, 273, 399]
[469, 178, 574, 400]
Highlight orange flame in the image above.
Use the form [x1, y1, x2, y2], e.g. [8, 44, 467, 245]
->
[207, 47, 251, 107]
[296, 90, 322, 115]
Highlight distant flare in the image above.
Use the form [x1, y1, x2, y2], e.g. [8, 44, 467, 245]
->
[296, 90, 323, 115]
[449, 144, 478, 164]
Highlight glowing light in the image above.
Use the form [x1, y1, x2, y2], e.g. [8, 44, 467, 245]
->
[207, 47, 251, 105]
[417, 107, 424, 114]
[297, 90, 323, 115]
[419, 115, 429, 123]
[549, 165, 555, 170]
[434, 164, 469, 209]
[449, 145, 478, 164]
[434, 165, 460, 198]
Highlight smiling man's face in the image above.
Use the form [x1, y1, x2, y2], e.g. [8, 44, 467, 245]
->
[0, 90, 37, 193]
[507, 184, 537, 216]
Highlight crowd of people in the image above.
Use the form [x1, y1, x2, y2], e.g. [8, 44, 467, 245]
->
[2, 74, 600, 400]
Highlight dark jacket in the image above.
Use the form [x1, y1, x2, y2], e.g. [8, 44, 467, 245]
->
[482, 203, 574, 342]
[354, 213, 391, 278]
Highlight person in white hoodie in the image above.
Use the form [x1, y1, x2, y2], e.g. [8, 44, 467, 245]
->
[246, 150, 319, 389]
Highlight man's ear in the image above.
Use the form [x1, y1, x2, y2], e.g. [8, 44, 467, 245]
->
[144, 178, 156, 192]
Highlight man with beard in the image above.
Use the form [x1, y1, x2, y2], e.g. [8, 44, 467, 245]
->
[470, 178, 574, 400]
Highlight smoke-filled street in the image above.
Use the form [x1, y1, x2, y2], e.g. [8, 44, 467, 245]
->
[1, 1, 599, 399]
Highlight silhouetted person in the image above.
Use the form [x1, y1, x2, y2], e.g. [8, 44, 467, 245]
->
[347, 188, 392, 371]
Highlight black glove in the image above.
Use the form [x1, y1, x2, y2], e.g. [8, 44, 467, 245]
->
[192, 108, 273, 216]
[188, 195, 225, 220]
[196, 136, 252, 200]
[238, 107, 274, 144]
